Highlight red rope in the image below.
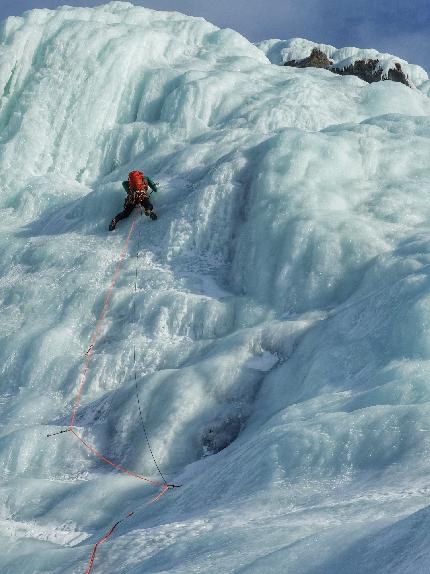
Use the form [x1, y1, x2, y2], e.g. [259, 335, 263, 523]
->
[70, 215, 138, 428]
[70, 429, 164, 487]
[67, 213, 165, 485]
[85, 485, 171, 574]
[85, 512, 134, 574]
[65, 213, 174, 573]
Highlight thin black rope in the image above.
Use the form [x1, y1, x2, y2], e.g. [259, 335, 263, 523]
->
[134, 371, 167, 485]
[133, 209, 168, 486]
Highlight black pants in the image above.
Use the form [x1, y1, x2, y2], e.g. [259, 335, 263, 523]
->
[114, 198, 153, 222]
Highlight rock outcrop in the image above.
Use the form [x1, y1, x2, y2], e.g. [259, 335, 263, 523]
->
[284, 48, 411, 87]
[332, 59, 410, 86]
[284, 47, 332, 69]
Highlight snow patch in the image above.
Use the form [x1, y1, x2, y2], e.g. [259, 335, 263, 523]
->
[245, 350, 279, 371]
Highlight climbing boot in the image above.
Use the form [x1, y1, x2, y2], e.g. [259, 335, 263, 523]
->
[149, 211, 158, 221]
[109, 219, 116, 231]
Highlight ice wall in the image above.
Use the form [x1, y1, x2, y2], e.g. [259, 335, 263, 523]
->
[1, 2, 430, 573]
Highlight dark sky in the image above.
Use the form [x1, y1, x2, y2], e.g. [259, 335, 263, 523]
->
[1, 1, 429, 71]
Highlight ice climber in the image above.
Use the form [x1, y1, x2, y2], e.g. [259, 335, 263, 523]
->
[109, 170, 158, 231]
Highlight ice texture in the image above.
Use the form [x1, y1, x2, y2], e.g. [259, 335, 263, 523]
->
[0, 2, 430, 573]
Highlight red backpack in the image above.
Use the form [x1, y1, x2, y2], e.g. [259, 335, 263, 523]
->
[128, 170, 148, 192]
